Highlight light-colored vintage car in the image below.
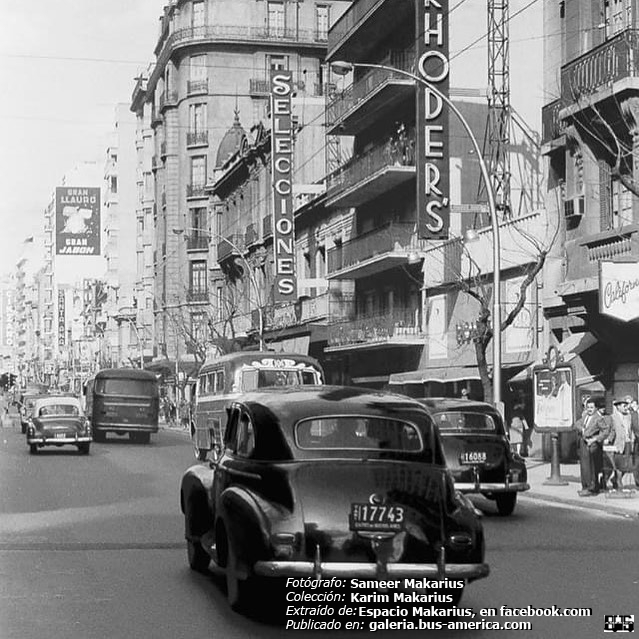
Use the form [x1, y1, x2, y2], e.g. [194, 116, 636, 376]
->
[26, 396, 92, 455]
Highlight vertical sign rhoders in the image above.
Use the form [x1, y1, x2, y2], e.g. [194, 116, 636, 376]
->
[57, 289, 66, 348]
[416, 0, 450, 239]
[270, 70, 297, 301]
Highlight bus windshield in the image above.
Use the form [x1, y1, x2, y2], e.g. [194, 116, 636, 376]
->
[96, 379, 157, 396]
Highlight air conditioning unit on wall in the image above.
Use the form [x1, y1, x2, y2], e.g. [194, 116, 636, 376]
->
[564, 195, 585, 219]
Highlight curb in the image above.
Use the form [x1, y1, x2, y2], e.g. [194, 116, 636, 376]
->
[522, 490, 639, 519]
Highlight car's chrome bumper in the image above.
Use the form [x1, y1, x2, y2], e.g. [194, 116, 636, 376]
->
[28, 436, 92, 445]
[456, 481, 530, 494]
[254, 561, 489, 581]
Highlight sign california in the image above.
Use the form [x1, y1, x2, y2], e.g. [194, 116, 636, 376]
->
[599, 260, 639, 321]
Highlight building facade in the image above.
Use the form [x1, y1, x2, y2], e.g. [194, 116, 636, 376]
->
[130, 0, 351, 390]
[541, 0, 639, 405]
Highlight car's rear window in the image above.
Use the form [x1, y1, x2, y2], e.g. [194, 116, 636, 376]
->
[39, 404, 79, 417]
[241, 368, 320, 390]
[434, 411, 496, 431]
[295, 416, 423, 452]
[97, 379, 157, 396]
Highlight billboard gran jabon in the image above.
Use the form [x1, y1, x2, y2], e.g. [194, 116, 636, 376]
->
[55, 187, 101, 255]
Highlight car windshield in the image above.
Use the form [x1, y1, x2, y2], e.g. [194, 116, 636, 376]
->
[434, 411, 496, 431]
[295, 416, 423, 452]
[241, 368, 319, 390]
[39, 404, 79, 417]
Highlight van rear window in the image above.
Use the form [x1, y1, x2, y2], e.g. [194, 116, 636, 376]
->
[241, 368, 320, 390]
[97, 379, 157, 396]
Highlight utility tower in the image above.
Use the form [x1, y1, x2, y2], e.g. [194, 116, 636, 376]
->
[480, 0, 511, 218]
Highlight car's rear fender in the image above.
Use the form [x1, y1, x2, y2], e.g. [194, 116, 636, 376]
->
[180, 464, 215, 538]
[218, 486, 299, 570]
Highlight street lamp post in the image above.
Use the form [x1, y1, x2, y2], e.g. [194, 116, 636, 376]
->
[173, 227, 266, 350]
[331, 60, 502, 408]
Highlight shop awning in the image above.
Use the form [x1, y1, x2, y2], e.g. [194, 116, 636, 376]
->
[508, 332, 598, 383]
[388, 366, 481, 385]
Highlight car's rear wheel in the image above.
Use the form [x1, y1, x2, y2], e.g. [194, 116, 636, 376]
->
[496, 492, 517, 516]
[78, 443, 90, 455]
[226, 538, 252, 613]
[29, 444, 37, 455]
[187, 539, 210, 572]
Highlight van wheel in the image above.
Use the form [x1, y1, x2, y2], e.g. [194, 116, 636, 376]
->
[29, 444, 38, 455]
[93, 431, 106, 443]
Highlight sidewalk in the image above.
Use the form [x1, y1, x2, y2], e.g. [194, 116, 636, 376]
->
[523, 459, 639, 518]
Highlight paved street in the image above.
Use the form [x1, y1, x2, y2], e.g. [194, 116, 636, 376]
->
[1, 415, 638, 639]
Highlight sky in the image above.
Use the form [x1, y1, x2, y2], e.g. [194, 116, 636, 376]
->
[0, 0, 544, 280]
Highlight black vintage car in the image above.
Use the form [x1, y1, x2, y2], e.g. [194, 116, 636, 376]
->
[180, 386, 489, 613]
[416, 398, 529, 515]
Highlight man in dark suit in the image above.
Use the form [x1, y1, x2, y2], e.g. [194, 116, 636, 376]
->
[623, 395, 639, 488]
[573, 399, 608, 496]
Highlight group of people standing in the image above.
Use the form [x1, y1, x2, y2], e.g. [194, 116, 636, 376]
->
[574, 395, 639, 496]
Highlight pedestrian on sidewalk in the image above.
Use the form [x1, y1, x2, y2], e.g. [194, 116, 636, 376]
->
[604, 395, 639, 489]
[573, 398, 607, 496]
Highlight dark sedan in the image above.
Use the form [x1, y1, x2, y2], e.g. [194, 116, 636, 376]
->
[26, 396, 92, 455]
[180, 386, 489, 614]
[416, 398, 529, 515]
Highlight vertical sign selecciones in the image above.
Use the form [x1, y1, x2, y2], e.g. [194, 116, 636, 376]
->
[270, 70, 297, 302]
[55, 186, 101, 255]
[416, 0, 450, 239]
[58, 289, 66, 348]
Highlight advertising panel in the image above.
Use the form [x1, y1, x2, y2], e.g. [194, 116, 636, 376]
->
[415, 0, 450, 239]
[57, 288, 66, 348]
[270, 70, 297, 302]
[533, 366, 574, 432]
[55, 186, 101, 255]
[599, 260, 639, 321]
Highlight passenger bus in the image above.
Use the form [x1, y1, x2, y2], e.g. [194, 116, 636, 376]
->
[85, 368, 160, 444]
[192, 352, 324, 459]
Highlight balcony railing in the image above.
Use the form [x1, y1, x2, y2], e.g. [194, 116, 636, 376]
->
[327, 128, 415, 201]
[159, 90, 178, 111]
[186, 130, 209, 147]
[541, 98, 566, 144]
[561, 28, 639, 102]
[328, 307, 423, 348]
[327, 222, 416, 274]
[217, 234, 245, 262]
[249, 76, 308, 96]
[187, 290, 208, 303]
[186, 234, 209, 251]
[187, 79, 208, 96]
[186, 183, 207, 198]
[326, 49, 415, 127]
[160, 141, 167, 157]
[245, 223, 259, 246]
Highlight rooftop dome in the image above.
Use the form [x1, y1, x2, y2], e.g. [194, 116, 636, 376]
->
[215, 109, 247, 169]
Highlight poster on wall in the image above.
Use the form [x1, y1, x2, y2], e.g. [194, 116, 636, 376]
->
[427, 294, 448, 359]
[599, 260, 639, 321]
[55, 186, 101, 255]
[533, 366, 574, 431]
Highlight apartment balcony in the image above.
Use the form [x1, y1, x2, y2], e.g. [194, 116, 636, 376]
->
[186, 183, 207, 199]
[160, 141, 167, 158]
[186, 130, 208, 147]
[326, 307, 424, 352]
[541, 98, 567, 146]
[187, 290, 208, 303]
[563, 224, 639, 286]
[327, 0, 414, 63]
[187, 79, 208, 96]
[159, 90, 178, 112]
[186, 234, 209, 252]
[249, 76, 308, 97]
[151, 156, 162, 172]
[327, 222, 423, 280]
[326, 131, 415, 208]
[216, 234, 245, 263]
[155, 25, 328, 73]
[326, 50, 415, 135]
